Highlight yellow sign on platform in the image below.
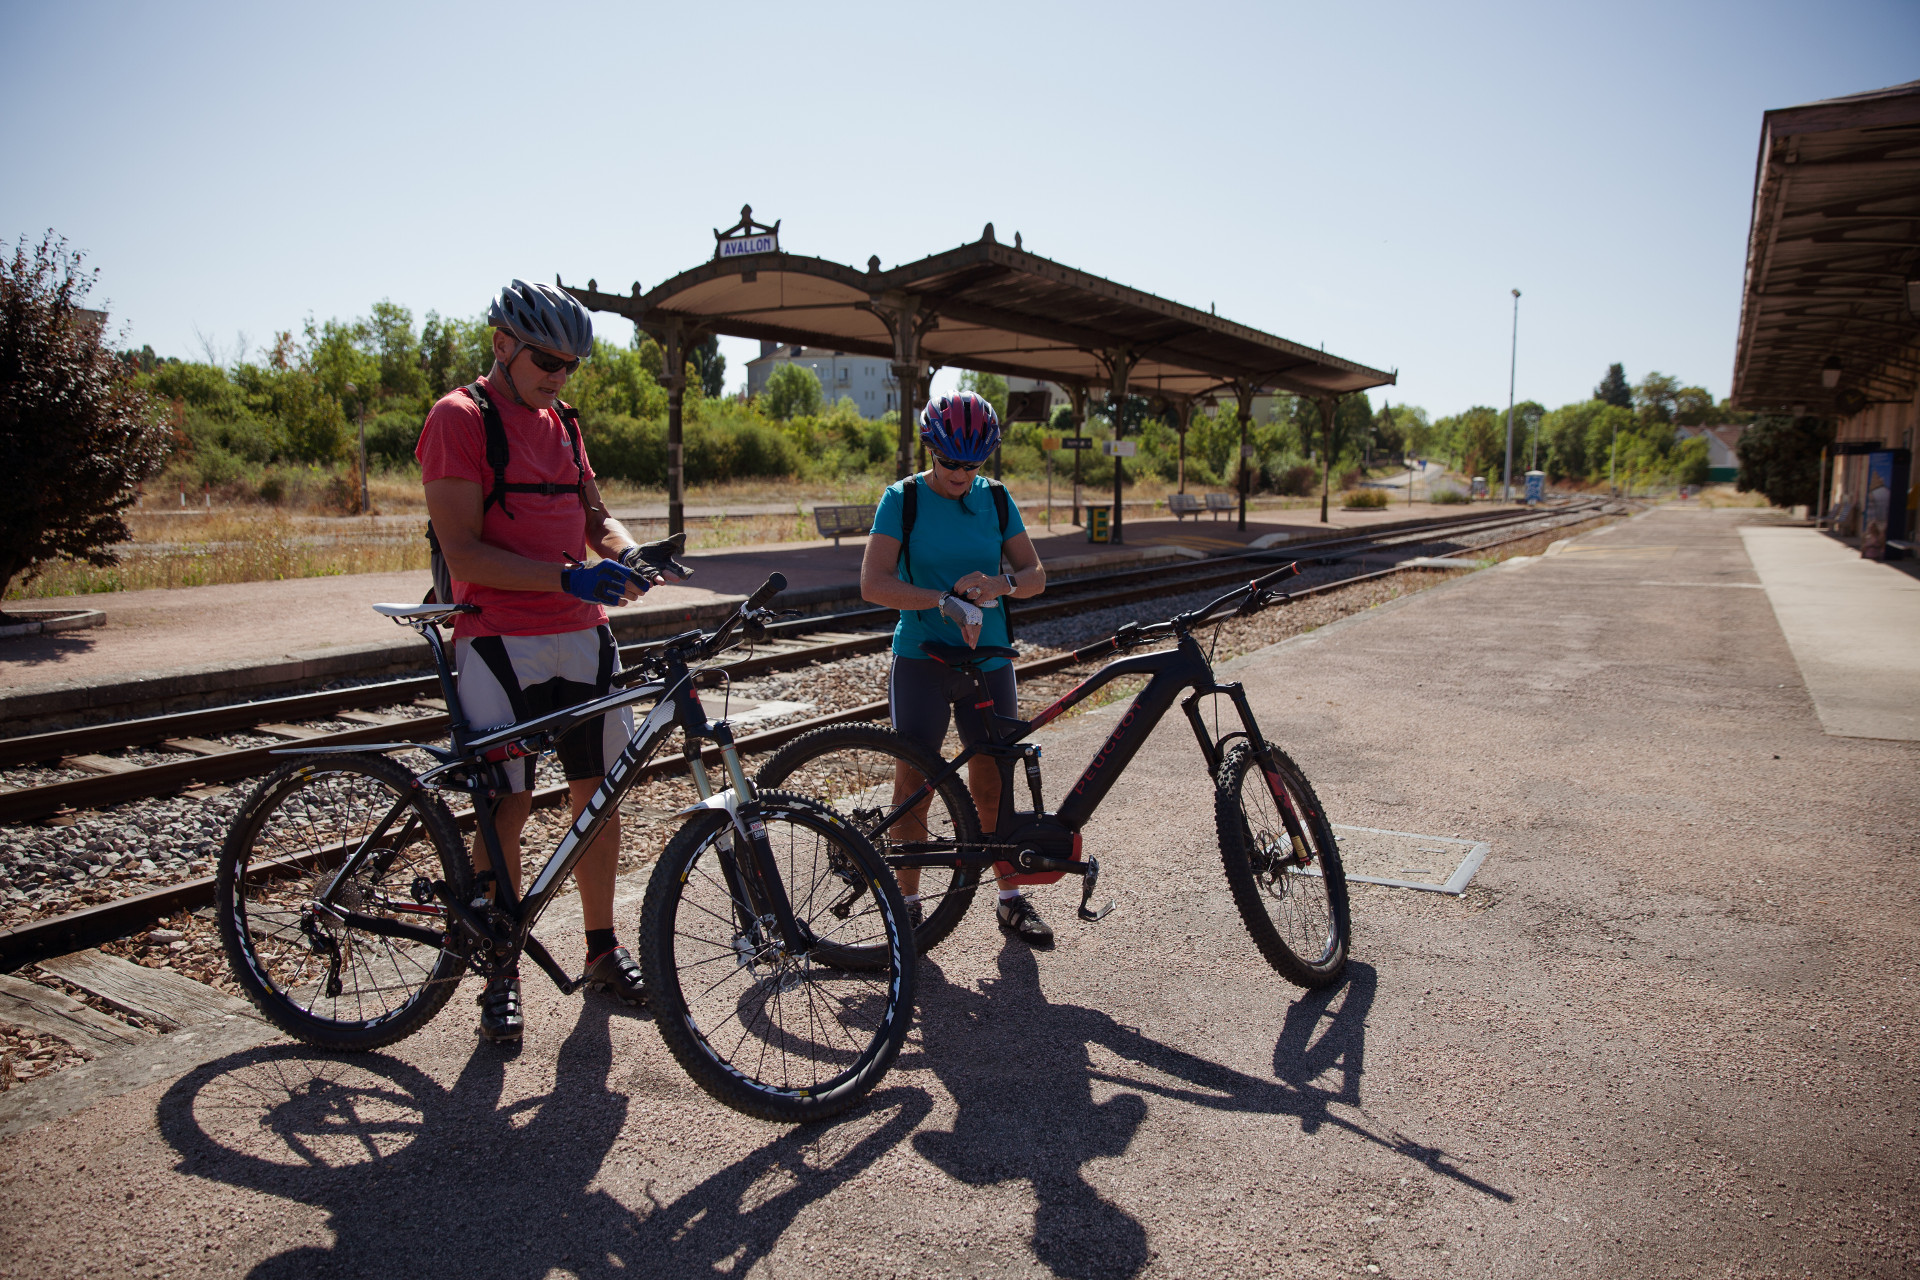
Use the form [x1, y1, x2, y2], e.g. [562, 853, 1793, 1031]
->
[1042, 437, 1062, 451]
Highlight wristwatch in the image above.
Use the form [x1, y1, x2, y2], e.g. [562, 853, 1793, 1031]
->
[1004, 572, 1017, 593]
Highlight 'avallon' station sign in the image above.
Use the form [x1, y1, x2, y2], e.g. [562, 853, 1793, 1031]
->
[714, 205, 782, 262]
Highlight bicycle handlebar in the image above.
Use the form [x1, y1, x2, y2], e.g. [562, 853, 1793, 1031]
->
[1075, 561, 1302, 661]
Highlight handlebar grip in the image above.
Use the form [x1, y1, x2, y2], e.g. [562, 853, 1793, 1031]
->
[1253, 561, 1302, 590]
[745, 572, 787, 611]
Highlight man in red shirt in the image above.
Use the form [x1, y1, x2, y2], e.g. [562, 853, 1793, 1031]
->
[416, 280, 653, 1042]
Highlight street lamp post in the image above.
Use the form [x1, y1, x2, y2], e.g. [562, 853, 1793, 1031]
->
[1502, 289, 1520, 503]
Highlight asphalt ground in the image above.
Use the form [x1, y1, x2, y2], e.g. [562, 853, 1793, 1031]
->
[2, 504, 1913, 1278]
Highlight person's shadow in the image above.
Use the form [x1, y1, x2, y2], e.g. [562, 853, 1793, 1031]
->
[158, 1004, 930, 1278]
[161, 959, 1501, 1279]
[907, 949, 1504, 1280]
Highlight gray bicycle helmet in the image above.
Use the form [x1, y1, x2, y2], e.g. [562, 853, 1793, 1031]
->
[487, 279, 593, 361]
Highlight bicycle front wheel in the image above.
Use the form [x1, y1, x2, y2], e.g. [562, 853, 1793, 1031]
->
[639, 791, 916, 1123]
[216, 753, 469, 1051]
[1215, 742, 1351, 988]
[755, 723, 983, 956]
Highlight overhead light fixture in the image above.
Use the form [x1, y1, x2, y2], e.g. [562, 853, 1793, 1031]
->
[1822, 356, 1842, 390]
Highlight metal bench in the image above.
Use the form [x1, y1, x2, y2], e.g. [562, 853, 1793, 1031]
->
[814, 504, 877, 546]
[1168, 493, 1204, 521]
[1204, 492, 1235, 520]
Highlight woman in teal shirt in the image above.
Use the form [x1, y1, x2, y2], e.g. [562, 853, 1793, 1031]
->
[859, 392, 1052, 945]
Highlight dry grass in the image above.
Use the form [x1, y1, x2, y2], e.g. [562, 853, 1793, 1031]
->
[1691, 485, 1772, 510]
[7, 510, 426, 599]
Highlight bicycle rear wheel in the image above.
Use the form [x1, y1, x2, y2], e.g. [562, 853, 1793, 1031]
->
[755, 723, 982, 956]
[216, 754, 469, 1050]
[1215, 742, 1351, 988]
[639, 791, 916, 1123]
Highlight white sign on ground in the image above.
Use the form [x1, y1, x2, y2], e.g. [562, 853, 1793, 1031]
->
[1327, 825, 1489, 895]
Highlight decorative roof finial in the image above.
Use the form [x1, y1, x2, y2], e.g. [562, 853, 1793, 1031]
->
[587, 278, 597, 293]
[981, 222, 996, 244]
[868, 255, 881, 273]
[1014, 231, 1022, 250]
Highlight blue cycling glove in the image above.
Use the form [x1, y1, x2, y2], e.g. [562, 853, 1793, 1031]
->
[560, 560, 642, 605]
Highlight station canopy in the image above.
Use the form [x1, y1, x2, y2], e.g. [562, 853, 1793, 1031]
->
[566, 211, 1394, 404]
[1731, 80, 1920, 412]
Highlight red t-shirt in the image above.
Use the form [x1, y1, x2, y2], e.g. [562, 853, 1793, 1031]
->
[415, 379, 606, 639]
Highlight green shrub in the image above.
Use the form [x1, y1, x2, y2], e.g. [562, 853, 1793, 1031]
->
[1430, 487, 1469, 505]
[1342, 489, 1389, 508]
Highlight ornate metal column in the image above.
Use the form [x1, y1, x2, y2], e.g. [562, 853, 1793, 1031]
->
[1104, 350, 1136, 545]
[1316, 395, 1340, 524]
[1175, 398, 1193, 495]
[869, 288, 933, 480]
[1068, 383, 1088, 527]
[1234, 383, 1256, 531]
[661, 322, 688, 537]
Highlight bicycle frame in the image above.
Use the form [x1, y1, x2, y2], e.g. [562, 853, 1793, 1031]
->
[877, 629, 1274, 858]
[292, 606, 808, 998]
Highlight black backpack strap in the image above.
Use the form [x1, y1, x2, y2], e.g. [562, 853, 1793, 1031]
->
[460, 381, 586, 519]
[896, 478, 919, 581]
[462, 381, 516, 519]
[986, 479, 1014, 643]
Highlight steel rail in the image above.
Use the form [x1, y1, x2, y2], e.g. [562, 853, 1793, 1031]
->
[0, 502, 1604, 825]
[0, 501, 1617, 970]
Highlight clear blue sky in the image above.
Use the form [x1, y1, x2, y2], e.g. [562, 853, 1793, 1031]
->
[4, 0, 1914, 418]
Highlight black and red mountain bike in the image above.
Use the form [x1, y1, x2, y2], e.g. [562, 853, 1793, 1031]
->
[757, 562, 1351, 988]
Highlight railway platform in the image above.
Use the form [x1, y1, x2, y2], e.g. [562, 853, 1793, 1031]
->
[0, 505, 1459, 731]
[1, 503, 1914, 1278]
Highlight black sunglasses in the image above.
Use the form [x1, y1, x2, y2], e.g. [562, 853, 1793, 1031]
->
[521, 346, 581, 375]
[931, 454, 981, 472]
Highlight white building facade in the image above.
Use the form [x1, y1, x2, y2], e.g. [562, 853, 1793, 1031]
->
[746, 343, 899, 417]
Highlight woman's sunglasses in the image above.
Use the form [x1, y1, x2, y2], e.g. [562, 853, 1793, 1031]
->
[521, 346, 581, 376]
[931, 454, 981, 472]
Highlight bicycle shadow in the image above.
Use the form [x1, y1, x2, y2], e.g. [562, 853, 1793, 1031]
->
[906, 949, 1507, 1280]
[156, 1004, 931, 1278]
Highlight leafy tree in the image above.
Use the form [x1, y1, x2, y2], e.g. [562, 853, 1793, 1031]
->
[763, 361, 822, 420]
[1594, 363, 1631, 409]
[1633, 372, 1682, 426]
[1737, 414, 1831, 508]
[957, 369, 1009, 423]
[1672, 385, 1717, 426]
[420, 311, 491, 397]
[1, 233, 170, 603]
[690, 334, 726, 398]
[1455, 407, 1504, 481]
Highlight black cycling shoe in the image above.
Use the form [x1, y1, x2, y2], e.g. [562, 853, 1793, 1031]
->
[584, 945, 648, 1008]
[906, 899, 925, 931]
[996, 895, 1054, 948]
[477, 976, 523, 1042]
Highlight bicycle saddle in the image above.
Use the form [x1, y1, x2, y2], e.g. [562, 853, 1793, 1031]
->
[921, 641, 1018, 668]
[373, 602, 477, 620]
[632, 532, 694, 580]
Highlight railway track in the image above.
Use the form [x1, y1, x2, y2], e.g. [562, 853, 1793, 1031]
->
[0, 499, 1606, 829]
[0, 498, 1614, 968]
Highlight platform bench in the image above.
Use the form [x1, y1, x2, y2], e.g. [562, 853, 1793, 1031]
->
[1204, 492, 1235, 519]
[1168, 493, 1204, 520]
[814, 504, 877, 546]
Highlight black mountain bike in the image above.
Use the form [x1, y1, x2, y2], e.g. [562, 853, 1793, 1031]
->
[214, 541, 916, 1123]
[757, 562, 1350, 988]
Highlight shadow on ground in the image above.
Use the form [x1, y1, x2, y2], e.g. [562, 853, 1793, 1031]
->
[158, 956, 1502, 1278]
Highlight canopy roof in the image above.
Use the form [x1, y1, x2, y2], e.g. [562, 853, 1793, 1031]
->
[1731, 80, 1920, 411]
[567, 221, 1394, 403]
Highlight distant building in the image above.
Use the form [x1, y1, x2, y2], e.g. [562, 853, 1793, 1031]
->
[746, 343, 898, 417]
[1675, 424, 1746, 482]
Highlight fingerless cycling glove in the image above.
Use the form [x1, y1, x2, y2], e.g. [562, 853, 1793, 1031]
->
[560, 560, 642, 605]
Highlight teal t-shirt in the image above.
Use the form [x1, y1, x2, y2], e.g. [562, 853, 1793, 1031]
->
[873, 474, 1026, 669]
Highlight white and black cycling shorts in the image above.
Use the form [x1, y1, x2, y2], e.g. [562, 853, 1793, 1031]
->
[454, 625, 633, 793]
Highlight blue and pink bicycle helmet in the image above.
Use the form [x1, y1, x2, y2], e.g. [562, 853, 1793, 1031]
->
[919, 392, 1002, 464]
